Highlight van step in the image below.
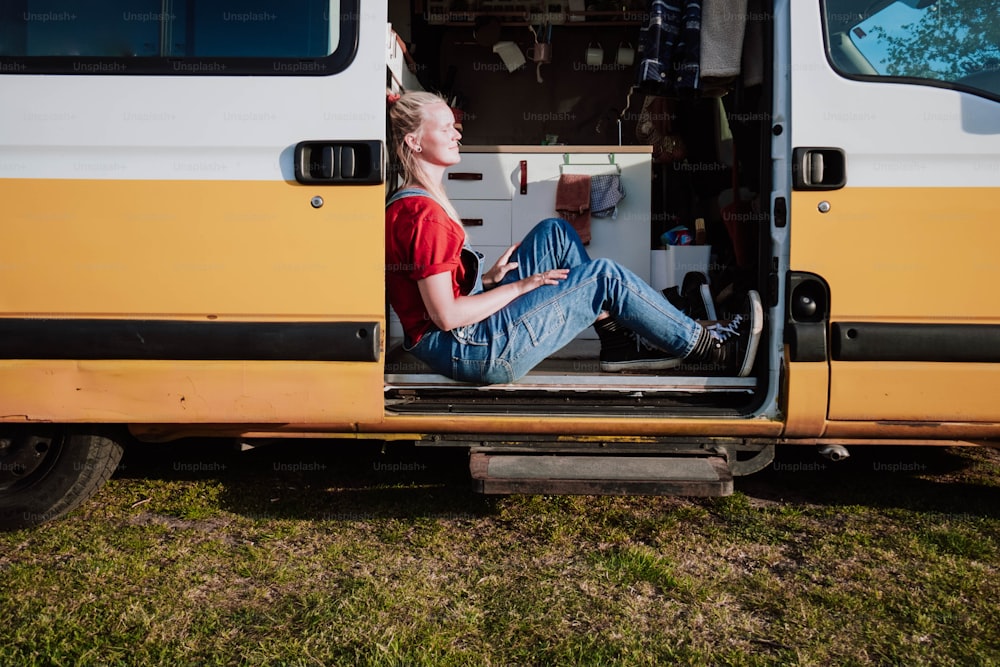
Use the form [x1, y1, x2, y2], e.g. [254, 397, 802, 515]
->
[469, 453, 733, 496]
[386, 373, 756, 393]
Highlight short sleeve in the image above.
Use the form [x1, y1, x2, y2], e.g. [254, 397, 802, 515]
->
[407, 206, 465, 281]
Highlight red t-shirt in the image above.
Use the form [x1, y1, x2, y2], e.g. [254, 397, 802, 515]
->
[385, 194, 472, 344]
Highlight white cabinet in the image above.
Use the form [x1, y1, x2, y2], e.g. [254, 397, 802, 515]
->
[445, 146, 652, 281]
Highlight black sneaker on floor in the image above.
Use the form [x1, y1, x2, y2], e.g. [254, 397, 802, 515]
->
[599, 330, 682, 372]
[662, 271, 716, 321]
[685, 290, 763, 377]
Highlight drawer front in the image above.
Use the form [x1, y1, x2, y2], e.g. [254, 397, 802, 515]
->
[445, 154, 516, 199]
[455, 199, 513, 248]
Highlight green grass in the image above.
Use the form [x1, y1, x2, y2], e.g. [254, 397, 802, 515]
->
[1, 441, 998, 666]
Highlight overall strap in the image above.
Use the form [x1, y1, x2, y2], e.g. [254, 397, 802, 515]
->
[385, 186, 432, 208]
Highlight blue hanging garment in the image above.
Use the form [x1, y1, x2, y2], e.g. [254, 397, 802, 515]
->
[637, 0, 701, 94]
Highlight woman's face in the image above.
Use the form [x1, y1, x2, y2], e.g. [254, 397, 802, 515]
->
[410, 101, 462, 169]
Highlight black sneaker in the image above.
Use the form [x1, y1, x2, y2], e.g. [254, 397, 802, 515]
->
[685, 290, 763, 377]
[662, 271, 716, 321]
[599, 330, 682, 372]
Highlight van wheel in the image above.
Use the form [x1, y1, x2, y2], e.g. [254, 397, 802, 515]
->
[0, 427, 124, 531]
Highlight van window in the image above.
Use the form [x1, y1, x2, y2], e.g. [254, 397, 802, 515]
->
[823, 0, 1000, 99]
[0, 0, 356, 74]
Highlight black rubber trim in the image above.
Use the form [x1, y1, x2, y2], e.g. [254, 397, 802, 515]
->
[0, 319, 380, 362]
[832, 322, 1000, 363]
[787, 322, 827, 363]
[0, 0, 359, 77]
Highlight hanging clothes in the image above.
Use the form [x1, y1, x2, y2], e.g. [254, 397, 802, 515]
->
[555, 174, 593, 244]
[636, 0, 702, 95]
[590, 174, 626, 220]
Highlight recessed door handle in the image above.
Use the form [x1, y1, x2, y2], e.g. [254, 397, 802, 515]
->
[294, 140, 383, 185]
[792, 147, 846, 191]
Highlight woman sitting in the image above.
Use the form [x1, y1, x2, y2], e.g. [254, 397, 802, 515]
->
[385, 91, 762, 385]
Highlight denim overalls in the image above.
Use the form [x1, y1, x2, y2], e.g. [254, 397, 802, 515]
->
[386, 189, 701, 384]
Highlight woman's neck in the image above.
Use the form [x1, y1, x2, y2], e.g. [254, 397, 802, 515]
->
[417, 163, 447, 189]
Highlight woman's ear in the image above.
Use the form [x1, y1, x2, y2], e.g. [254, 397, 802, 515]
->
[404, 133, 420, 152]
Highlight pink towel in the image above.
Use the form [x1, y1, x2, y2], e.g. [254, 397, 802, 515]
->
[555, 174, 592, 244]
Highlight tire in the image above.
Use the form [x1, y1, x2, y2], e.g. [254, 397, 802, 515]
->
[0, 426, 124, 531]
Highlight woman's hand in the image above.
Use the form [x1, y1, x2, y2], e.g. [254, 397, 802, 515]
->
[518, 268, 569, 295]
[482, 244, 520, 290]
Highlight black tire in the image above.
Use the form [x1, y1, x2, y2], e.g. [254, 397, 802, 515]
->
[0, 426, 124, 531]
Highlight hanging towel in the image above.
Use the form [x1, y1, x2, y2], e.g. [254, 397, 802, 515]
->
[700, 0, 748, 79]
[590, 174, 626, 219]
[555, 173, 592, 244]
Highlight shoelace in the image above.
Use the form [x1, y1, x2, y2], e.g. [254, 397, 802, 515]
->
[707, 314, 744, 342]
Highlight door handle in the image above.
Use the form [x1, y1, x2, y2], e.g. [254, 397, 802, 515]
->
[294, 140, 383, 185]
[792, 147, 846, 191]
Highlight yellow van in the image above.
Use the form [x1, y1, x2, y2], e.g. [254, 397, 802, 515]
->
[1, 0, 998, 528]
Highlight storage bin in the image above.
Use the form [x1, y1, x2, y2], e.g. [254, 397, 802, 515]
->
[650, 246, 711, 291]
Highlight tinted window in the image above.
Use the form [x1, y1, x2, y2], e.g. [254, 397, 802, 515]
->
[823, 0, 1000, 98]
[0, 0, 356, 74]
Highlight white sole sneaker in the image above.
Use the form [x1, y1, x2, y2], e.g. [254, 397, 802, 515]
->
[737, 290, 764, 377]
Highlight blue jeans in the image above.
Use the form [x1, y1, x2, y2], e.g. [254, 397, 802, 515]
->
[409, 218, 702, 384]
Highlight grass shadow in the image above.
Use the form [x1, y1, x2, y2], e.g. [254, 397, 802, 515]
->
[115, 438, 493, 522]
[737, 444, 1000, 519]
[115, 438, 1000, 522]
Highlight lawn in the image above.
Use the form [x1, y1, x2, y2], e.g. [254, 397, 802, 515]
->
[1, 440, 997, 666]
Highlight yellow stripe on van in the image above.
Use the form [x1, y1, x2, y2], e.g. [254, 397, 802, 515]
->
[0, 359, 383, 426]
[0, 178, 384, 318]
[790, 186, 1000, 322]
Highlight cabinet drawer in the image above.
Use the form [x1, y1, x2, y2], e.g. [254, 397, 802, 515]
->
[444, 154, 515, 199]
[455, 199, 513, 247]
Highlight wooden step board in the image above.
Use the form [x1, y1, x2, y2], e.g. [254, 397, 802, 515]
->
[469, 453, 733, 496]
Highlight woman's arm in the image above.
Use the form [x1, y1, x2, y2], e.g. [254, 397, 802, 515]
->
[418, 268, 568, 332]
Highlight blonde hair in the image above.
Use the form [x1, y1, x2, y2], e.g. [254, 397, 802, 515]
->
[388, 91, 462, 223]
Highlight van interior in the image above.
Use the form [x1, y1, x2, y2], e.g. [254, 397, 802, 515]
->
[384, 1, 775, 416]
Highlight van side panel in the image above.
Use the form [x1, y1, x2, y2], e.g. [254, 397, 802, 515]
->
[790, 3, 1000, 426]
[0, 5, 389, 426]
[0, 179, 384, 425]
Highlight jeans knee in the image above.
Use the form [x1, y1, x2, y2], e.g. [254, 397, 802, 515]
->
[534, 217, 574, 238]
[589, 256, 624, 279]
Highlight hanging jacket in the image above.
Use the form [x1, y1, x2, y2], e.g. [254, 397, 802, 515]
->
[636, 0, 702, 94]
